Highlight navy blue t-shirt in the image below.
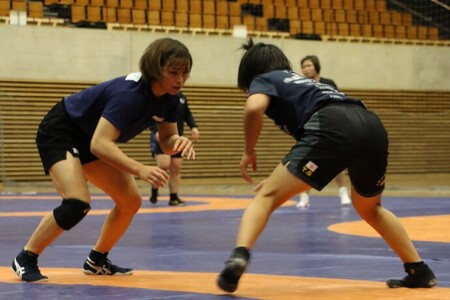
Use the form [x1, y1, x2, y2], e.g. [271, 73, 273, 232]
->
[248, 70, 364, 140]
[63, 72, 179, 143]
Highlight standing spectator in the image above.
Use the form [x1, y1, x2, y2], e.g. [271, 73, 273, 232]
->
[149, 92, 200, 206]
[297, 55, 351, 208]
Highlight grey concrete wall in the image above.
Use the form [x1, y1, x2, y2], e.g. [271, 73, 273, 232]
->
[1, 24, 449, 90]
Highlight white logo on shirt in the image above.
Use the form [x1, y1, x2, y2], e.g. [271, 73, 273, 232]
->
[152, 115, 164, 122]
[125, 72, 142, 82]
[283, 73, 314, 85]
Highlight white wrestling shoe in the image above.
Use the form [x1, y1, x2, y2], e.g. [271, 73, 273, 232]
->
[296, 192, 310, 209]
[339, 187, 351, 206]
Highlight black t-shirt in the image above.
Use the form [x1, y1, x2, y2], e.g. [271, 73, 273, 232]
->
[247, 70, 363, 140]
[64, 72, 179, 143]
[319, 77, 338, 90]
[149, 92, 198, 150]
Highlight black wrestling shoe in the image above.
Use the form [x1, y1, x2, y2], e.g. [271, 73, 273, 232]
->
[12, 249, 48, 282]
[149, 188, 158, 204]
[386, 262, 437, 288]
[217, 247, 250, 293]
[168, 198, 186, 206]
[82, 249, 133, 276]
[149, 196, 158, 204]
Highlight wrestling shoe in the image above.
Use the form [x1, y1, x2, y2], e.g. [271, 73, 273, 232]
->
[386, 262, 437, 288]
[11, 249, 48, 282]
[149, 195, 158, 204]
[339, 187, 351, 206]
[169, 198, 186, 206]
[149, 188, 158, 204]
[82, 249, 133, 276]
[217, 247, 250, 293]
[296, 192, 310, 209]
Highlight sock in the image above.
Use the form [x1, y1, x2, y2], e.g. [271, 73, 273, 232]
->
[151, 188, 158, 198]
[404, 261, 426, 272]
[90, 248, 108, 264]
[92, 248, 105, 254]
[23, 247, 38, 257]
[22, 250, 38, 259]
[233, 246, 250, 261]
[170, 193, 179, 201]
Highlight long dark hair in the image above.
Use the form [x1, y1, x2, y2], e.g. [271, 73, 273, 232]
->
[237, 38, 292, 91]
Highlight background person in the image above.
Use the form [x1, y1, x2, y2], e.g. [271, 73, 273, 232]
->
[297, 55, 351, 208]
[149, 92, 200, 206]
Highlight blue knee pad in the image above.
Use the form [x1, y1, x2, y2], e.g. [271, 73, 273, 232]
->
[53, 198, 91, 230]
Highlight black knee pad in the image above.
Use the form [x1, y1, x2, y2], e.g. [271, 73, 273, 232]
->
[53, 198, 91, 230]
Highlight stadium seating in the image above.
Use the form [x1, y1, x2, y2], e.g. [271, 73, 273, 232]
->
[0, 0, 447, 43]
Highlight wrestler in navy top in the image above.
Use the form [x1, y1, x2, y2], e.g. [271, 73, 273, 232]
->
[64, 72, 180, 143]
[11, 38, 194, 284]
[248, 70, 364, 140]
[217, 39, 436, 294]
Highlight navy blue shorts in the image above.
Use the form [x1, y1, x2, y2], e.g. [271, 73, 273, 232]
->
[151, 142, 183, 158]
[36, 99, 98, 174]
[282, 103, 388, 197]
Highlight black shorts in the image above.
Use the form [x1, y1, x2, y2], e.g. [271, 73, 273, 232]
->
[282, 103, 388, 197]
[36, 99, 98, 174]
[151, 142, 182, 158]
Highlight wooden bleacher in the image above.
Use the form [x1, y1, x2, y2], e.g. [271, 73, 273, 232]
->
[1, 79, 449, 184]
[0, 0, 448, 45]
